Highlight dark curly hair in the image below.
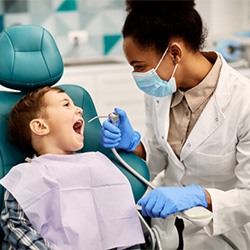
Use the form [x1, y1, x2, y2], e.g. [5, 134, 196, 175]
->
[122, 0, 207, 53]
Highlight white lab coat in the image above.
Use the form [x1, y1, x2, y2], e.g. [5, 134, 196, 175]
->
[142, 53, 250, 249]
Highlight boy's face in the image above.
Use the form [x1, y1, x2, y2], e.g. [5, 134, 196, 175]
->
[43, 90, 84, 154]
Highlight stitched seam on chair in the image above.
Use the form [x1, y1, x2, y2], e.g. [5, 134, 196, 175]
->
[0, 73, 62, 84]
[0, 73, 62, 91]
[40, 28, 51, 78]
[15, 50, 40, 52]
[3, 31, 15, 81]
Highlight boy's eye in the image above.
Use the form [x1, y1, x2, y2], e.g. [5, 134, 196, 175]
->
[64, 102, 70, 107]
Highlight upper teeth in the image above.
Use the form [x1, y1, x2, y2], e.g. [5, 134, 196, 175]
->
[74, 121, 81, 128]
[73, 120, 82, 131]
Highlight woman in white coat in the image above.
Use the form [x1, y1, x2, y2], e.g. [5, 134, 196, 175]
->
[101, 0, 250, 249]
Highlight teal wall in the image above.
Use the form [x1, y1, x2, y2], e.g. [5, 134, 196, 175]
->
[0, 0, 125, 58]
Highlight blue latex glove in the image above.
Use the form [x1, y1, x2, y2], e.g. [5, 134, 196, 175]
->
[101, 108, 141, 152]
[137, 185, 207, 219]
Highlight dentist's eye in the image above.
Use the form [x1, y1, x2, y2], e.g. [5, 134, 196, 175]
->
[133, 64, 149, 72]
[134, 66, 144, 72]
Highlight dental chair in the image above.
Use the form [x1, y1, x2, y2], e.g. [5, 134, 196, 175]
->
[0, 24, 160, 247]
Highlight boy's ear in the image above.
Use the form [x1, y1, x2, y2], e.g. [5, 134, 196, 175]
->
[29, 119, 49, 135]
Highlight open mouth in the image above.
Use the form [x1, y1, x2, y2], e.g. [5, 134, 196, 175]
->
[73, 119, 83, 135]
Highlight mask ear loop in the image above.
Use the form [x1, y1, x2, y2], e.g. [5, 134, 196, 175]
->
[170, 63, 178, 78]
[155, 47, 169, 71]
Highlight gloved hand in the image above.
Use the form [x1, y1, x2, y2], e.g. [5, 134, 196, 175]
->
[101, 108, 141, 152]
[137, 185, 207, 219]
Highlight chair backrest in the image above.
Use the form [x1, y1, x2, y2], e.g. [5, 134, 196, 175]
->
[0, 25, 149, 238]
[0, 25, 63, 91]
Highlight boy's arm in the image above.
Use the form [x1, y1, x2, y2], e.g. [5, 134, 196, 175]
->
[1, 190, 51, 250]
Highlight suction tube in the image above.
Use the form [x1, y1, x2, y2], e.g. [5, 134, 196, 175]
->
[111, 147, 156, 190]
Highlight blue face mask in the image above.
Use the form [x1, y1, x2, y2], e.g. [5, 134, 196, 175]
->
[132, 47, 178, 97]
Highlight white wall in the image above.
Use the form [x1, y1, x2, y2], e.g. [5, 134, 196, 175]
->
[196, 0, 250, 49]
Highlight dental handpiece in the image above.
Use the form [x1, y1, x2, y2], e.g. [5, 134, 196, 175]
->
[108, 112, 119, 126]
[87, 112, 119, 124]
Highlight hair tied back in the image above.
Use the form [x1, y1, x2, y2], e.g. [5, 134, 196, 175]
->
[125, 0, 196, 14]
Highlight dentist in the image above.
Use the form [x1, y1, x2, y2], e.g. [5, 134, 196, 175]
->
[102, 0, 250, 249]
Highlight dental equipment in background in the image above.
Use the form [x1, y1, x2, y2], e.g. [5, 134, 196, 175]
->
[88, 112, 238, 250]
[215, 31, 250, 71]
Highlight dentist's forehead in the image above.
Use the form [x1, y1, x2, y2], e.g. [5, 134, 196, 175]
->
[123, 37, 160, 65]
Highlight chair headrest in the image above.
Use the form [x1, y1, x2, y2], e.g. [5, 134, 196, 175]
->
[0, 25, 64, 91]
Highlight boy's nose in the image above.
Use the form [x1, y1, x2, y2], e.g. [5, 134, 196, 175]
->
[75, 106, 83, 116]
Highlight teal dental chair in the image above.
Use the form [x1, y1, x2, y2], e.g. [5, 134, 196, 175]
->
[0, 25, 150, 243]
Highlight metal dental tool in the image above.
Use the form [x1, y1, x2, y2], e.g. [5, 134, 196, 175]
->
[88, 115, 110, 123]
[88, 112, 120, 124]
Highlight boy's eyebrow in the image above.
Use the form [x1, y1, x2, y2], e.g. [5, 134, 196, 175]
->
[59, 98, 71, 103]
[58, 98, 76, 106]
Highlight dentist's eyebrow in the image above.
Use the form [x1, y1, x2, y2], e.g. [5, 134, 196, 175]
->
[130, 60, 147, 67]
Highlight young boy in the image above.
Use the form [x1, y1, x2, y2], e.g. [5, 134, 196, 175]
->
[0, 86, 144, 250]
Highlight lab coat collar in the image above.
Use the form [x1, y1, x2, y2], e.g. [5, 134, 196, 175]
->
[179, 53, 231, 161]
[153, 94, 186, 168]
